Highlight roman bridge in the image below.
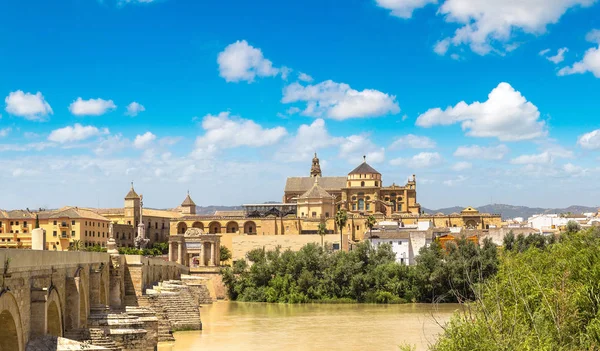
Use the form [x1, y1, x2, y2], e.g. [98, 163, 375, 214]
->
[0, 248, 188, 351]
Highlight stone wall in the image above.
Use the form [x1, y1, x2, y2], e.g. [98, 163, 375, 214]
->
[123, 255, 189, 297]
[231, 234, 345, 261]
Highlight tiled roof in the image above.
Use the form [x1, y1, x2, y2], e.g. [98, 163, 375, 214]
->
[348, 162, 380, 175]
[285, 176, 346, 193]
[181, 194, 196, 207]
[299, 179, 335, 199]
[369, 231, 411, 240]
[125, 186, 139, 200]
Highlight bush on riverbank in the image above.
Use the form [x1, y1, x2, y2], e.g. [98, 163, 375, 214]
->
[221, 238, 498, 304]
[432, 228, 600, 350]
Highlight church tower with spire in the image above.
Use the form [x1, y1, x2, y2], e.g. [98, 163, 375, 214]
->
[310, 152, 322, 177]
[124, 182, 141, 227]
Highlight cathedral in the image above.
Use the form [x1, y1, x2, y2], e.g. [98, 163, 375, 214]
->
[284, 153, 420, 217]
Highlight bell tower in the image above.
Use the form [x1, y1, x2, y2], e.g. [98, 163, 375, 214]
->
[310, 152, 322, 177]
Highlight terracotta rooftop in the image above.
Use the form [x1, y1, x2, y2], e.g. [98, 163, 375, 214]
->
[285, 176, 346, 193]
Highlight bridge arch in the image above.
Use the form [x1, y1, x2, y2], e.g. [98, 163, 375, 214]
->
[0, 291, 24, 351]
[46, 288, 63, 337]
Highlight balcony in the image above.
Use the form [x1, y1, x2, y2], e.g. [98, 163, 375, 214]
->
[59, 222, 69, 229]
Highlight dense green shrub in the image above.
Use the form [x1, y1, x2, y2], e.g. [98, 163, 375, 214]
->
[433, 228, 600, 351]
[221, 239, 498, 304]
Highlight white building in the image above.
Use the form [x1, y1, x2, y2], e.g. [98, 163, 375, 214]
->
[369, 231, 412, 265]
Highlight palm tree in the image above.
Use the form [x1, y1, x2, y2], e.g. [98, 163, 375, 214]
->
[317, 222, 327, 248]
[335, 209, 348, 251]
[365, 215, 377, 239]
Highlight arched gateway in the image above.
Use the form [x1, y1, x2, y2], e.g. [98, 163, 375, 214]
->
[0, 291, 24, 351]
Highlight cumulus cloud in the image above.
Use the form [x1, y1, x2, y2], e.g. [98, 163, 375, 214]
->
[282, 80, 400, 120]
[276, 119, 342, 162]
[562, 163, 588, 177]
[339, 135, 385, 164]
[416, 83, 546, 141]
[453, 145, 509, 160]
[443, 175, 467, 186]
[125, 102, 146, 116]
[375, 0, 437, 19]
[379, 0, 594, 55]
[390, 152, 443, 168]
[510, 149, 573, 165]
[578, 129, 600, 149]
[451, 161, 472, 171]
[558, 30, 600, 77]
[69, 98, 117, 116]
[298, 72, 314, 82]
[192, 111, 287, 158]
[217, 40, 280, 83]
[48, 124, 108, 144]
[389, 134, 436, 149]
[134, 132, 157, 149]
[5, 90, 53, 121]
[95, 134, 130, 156]
[543, 47, 569, 64]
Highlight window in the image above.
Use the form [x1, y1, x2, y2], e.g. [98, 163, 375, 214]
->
[72, 220, 75, 225]
[356, 225, 359, 230]
[85, 230, 88, 236]
[23, 221, 27, 226]
[53, 231, 57, 237]
[61, 231, 67, 238]
[361, 181, 365, 187]
[301, 212, 304, 217]
[155, 223, 158, 229]
[358, 199, 365, 211]
[53, 221, 57, 225]
[312, 212, 317, 218]
[128, 221, 131, 225]
[23, 229, 27, 233]
[15, 230, 19, 233]
[85, 221, 88, 226]
[10, 221, 13, 225]
[71, 231, 75, 237]
[162, 223, 165, 229]
[352, 204, 356, 211]
[375, 181, 378, 186]
[366, 203, 370, 211]
[389, 241, 393, 245]
[325, 212, 330, 218]
[15, 221, 19, 226]
[61, 222, 67, 227]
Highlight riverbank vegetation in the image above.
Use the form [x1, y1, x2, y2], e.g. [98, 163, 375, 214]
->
[221, 238, 499, 304]
[432, 227, 600, 350]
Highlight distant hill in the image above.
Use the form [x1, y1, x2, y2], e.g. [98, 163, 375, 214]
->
[422, 204, 599, 220]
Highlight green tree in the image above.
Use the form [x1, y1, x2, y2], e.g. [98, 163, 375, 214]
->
[334, 209, 348, 251]
[68, 240, 84, 251]
[566, 220, 581, 233]
[365, 215, 377, 239]
[220, 245, 232, 263]
[502, 230, 515, 250]
[317, 222, 327, 248]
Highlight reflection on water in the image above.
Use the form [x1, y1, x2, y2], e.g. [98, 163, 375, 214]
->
[159, 301, 459, 351]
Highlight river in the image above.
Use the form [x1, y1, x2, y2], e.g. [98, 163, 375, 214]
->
[158, 301, 460, 351]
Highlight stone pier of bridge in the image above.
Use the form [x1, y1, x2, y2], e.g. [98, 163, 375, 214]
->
[0, 248, 190, 351]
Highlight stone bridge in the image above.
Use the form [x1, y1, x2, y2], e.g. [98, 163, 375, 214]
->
[0, 248, 189, 351]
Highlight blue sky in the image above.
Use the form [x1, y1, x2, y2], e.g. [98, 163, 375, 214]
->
[1, 0, 600, 210]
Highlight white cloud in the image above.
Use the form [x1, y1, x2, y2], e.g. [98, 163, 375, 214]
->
[134, 132, 157, 149]
[539, 48, 551, 56]
[453, 145, 509, 160]
[282, 80, 400, 120]
[69, 98, 117, 116]
[48, 124, 108, 144]
[380, 0, 594, 55]
[558, 30, 600, 77]
[389, 134, 436, 149]
[434, 39, 450, 55]
[578, 129, 600, 149]
[439, 0, 594, 55]
[339, 135, 385, 164]
[510, 149, 573, 165]
[95, 134, 130, 156]
[125, 102, 146, 116]
[451, 161, 472, 171]
[443, 175, 467, 186]
[298, 72, 314, 82]
[217, 40, 280, 83]
[545, 47, 569, 64]
[390, 152, 442, 168]
[276, 119, 342, 162]
[0, 128, 11, 137]
[286, 106, 301, 115]
[416, 82, 546, 141]
[562, 163, 588, 177]
[5, 90, 53, 121]
[375, 0, 437, 19]
[193, 112, 287, 157]
[280, 66, 292, 80]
